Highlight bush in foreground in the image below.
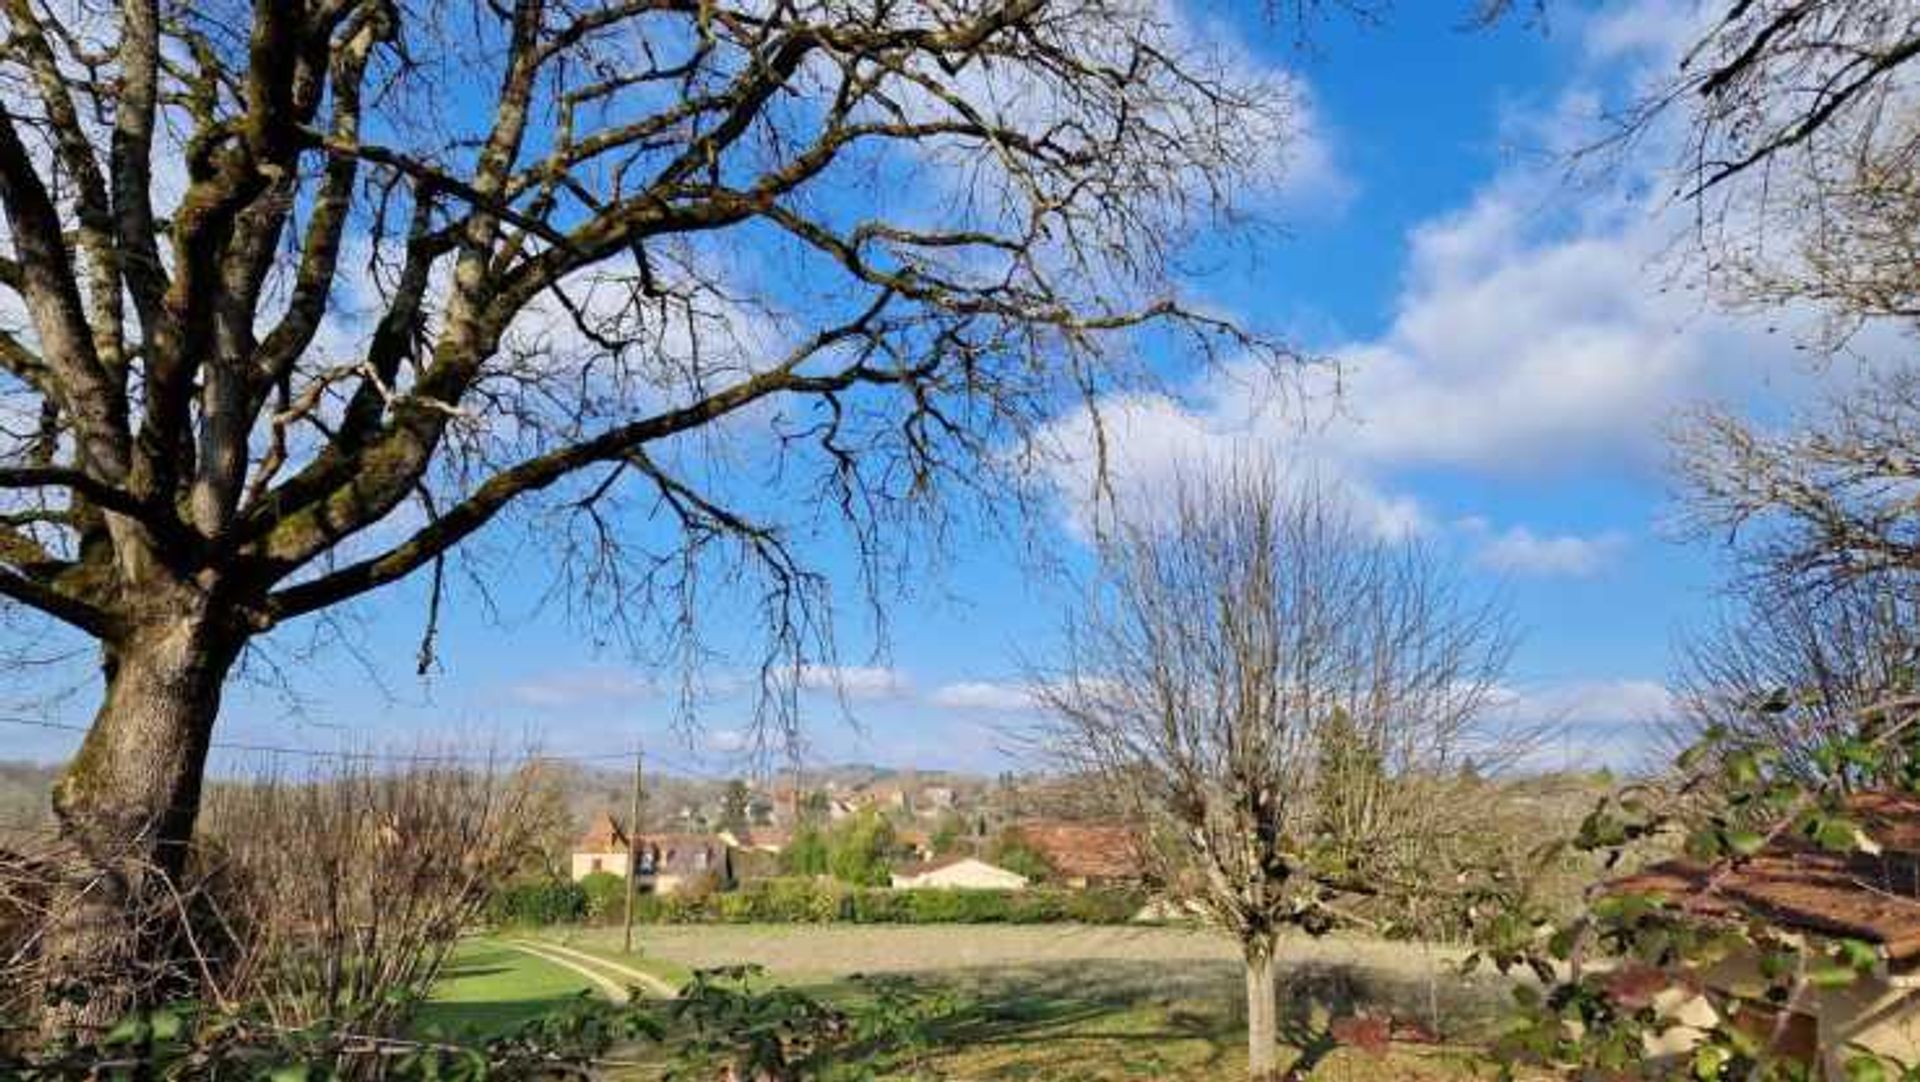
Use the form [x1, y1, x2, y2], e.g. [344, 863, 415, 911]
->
[1, 966, 951, 1081]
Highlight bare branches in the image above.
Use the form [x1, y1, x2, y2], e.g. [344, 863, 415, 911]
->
[0, 0, 1313, 1023]
[1673, 365, 1920, 594]
[1029, 464, 1514, 1080]
[1032, 466, 1515, 934]
[1620, 1, 1920, 346]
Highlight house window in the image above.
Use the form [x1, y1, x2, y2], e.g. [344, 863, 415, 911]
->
[590, 858, 603, 873]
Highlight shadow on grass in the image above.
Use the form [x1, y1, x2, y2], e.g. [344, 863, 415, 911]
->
[818, 954, 1511, 1079]
[411, 996, 593, 1041]
[411, 945, 602, 1042]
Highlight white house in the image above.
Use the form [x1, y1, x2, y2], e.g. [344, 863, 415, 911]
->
[890, 855, 1029, 891]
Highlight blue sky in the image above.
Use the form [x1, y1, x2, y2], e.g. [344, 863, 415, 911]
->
[3, 1, 1861, 777]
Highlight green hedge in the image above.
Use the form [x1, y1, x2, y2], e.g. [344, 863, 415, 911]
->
[486, 878, 587, 926]
[606, 877, 1145, 925]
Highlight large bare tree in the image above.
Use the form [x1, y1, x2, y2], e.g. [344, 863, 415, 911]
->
[0, 0, 1290, 1022]
[1032, 468, 1511, 1081]
[1619, 0, 1920, 345]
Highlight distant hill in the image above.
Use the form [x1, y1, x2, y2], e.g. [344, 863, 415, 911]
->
[0, 761, 56, 843]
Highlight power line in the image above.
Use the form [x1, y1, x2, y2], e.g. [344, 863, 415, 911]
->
[0, 715, 741, 770]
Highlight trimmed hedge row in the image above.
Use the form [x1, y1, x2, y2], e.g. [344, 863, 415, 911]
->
[491, 876, 1147, 926]
[486, 878, 587, 925]
[635, 877, 1147, 925]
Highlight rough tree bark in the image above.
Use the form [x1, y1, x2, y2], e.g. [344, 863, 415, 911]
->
[41, 595, 245, 1030]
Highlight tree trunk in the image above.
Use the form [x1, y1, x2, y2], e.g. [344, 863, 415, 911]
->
[39, 610, 243, 1035]
[1245, 935, 1280, 1081]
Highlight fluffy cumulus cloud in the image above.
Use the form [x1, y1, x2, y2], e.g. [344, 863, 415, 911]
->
[1488, 677, 1681, 770]
[1459, 517, 1628, 578]
[1033, 1, 1856, 565]
[1490, 678, 1677, 728]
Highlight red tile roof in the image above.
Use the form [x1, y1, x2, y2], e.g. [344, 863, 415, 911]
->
[576, 811, 629, 854]
[1609, 792, 1920, 960]
[1015, 821, 1141, 882]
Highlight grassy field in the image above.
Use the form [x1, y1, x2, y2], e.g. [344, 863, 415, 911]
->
[415, 940, 604, 1039]
[468, 924, 1526, 1079]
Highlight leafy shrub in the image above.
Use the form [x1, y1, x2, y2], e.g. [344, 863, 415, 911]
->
[578, 871, 626, 921]
[985, 830, 1054, 883]
[826, 810, 895, 887]
[4, 968, 959, 1080]
[780, 827, 830, 877]
[486, 878, 587, 926]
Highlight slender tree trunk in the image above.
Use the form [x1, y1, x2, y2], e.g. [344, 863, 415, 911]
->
[1245, 934, 1280, 1081]
[40, 607, 243, 1035]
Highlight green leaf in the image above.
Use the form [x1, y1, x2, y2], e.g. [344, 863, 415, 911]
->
[1725, 829, 1766, 857]
[1814, 816, 1864, 853]
[1838, 939, 1880, 972]
[101, 1017, 147, 1047]
[1810, 962, 1860, 988]
[148, 1007, 184, 1042]
[1694, 1043, 1733, 1079]
[1847, 1053, 1890, 1082]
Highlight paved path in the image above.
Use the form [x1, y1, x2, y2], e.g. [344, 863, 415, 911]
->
[506, 938, 678, 999]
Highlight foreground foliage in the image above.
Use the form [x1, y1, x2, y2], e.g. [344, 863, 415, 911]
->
[0, 965, 948, 1081]
[1476, 716, 1920, 1080]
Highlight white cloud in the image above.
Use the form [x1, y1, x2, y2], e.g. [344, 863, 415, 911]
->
[1037, 387, 1430, 541]
[705, 728, 750, 753]
[796, 664, 910, 700]
[1489, 678, 1676, 728]
[507, 667, 657, 708]
[1459, 518, 1628, 578]
[928, 681, 1039, 712]
[1032, 0, 1863, 550]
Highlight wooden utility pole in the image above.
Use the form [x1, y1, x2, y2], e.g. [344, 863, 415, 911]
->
[622, 744, 645, 954]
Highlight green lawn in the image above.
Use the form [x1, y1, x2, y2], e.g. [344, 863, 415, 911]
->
[517, 929, 696, 991]
[413, 940, 603, 1040]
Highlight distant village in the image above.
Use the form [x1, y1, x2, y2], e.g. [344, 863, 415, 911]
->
[564, 767, 1141, 895]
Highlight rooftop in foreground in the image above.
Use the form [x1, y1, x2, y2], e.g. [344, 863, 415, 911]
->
[1610, 791, 1920, 960]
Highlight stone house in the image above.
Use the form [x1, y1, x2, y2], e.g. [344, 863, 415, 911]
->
[570, 813, 734, 895]
[569, 811, 632, 880]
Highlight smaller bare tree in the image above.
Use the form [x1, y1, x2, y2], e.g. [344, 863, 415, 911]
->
[1669, 363, 1920, 787]
[1031, 467, 1512, 1082]
[1670, 578, 1920, 785]
[196, 753, 549, 1036]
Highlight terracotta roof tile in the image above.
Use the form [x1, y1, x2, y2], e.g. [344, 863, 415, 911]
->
[1014, 821, 1140, 881]
[1609, 791, 1920, 960]
[576, 811, 628, 854]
